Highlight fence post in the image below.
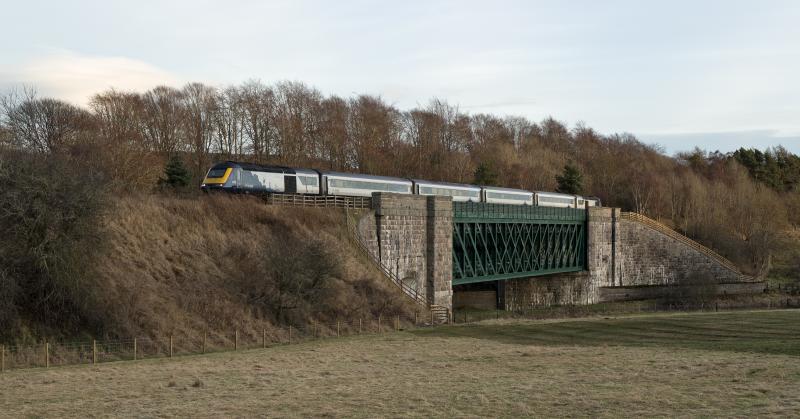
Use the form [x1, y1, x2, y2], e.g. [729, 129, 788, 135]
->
[496, 310, 499, 320]
[289, 326, 292, 344]
[313, 321, 317, 338]
[202, 332, 207, 354]
[464, 311, 468, 324]
[414, 311, 418, 325]
[395, 315, 399, 331]
[1, 344, 4, 372]
[169, 335, 173, 358]
[133, 338, 137, 361]
[234, 330, 238, 351]
[92, 340, 97, 364]
[337, 321, 340, 337]
[262, 329, 266, 349]
[378, 315, 382, 333]
[45, 341, 49, 368]
[359, 318, 362, 334]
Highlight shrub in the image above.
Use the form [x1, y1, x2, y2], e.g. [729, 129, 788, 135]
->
[0, 150, 108, 339]
[158, 154, 192, 190]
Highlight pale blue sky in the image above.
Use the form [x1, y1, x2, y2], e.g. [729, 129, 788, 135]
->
[1, 0, 799, 154]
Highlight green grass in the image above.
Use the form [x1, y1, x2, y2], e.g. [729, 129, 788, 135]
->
[416, 309, 800, 356]
[3, 310, 800, 417]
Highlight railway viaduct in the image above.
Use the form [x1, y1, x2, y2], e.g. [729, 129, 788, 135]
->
[352, 192, 764, 315]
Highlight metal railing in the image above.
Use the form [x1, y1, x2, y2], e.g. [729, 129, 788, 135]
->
[453, 202, 586, 222]
[264, 193, 372, 209]
[345, 211, 429, 306]
[619, 212, 747, 276]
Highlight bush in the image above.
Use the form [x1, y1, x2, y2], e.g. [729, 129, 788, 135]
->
[0, 150, 108, 340]
[235, 235, 342, 324]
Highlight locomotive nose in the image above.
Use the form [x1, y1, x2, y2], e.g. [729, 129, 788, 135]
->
[202, 167, 233, 188]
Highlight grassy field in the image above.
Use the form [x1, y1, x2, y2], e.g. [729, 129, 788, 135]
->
[2, 310, 799, 417]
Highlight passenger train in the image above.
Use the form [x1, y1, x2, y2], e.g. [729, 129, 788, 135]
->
[200, 161, 601, 208]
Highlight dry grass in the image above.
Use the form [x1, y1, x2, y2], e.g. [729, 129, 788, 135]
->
[93, 193, 417, 344]
[2, 310, 799, 417]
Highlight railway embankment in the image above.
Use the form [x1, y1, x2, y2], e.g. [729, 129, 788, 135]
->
[2, 192, 418, 344]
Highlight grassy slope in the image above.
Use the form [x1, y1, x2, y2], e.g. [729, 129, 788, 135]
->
[91, 194, 417, 343]
[2, 310, 799, 417]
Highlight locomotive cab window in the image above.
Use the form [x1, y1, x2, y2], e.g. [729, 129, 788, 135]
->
[207, 168, 228, 178]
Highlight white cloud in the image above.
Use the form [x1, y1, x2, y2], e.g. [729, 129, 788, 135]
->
[7, 50, 181, 106]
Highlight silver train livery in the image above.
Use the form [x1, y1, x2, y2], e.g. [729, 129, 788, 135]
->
[201, 161, 601, 208]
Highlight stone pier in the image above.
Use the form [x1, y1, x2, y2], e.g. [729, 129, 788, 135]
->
[357, 193, 453, 309]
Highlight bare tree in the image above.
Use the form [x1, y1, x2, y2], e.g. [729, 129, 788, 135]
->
[90, 89, 156, 190]
[274, 81, 323, 165]
[140, 86, 185, 154]
[213, 86, 246, 158]
[181, 82, 219, 176]
[319, 96, 350, 170]
[238, 80, 277, 160]
[348, 95, 402, 175]
[1, 87, 94, 153]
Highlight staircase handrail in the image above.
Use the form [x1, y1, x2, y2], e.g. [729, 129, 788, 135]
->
[345, 210, 429, 306]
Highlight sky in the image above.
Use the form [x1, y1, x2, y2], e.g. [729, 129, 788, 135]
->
[1, 0, 798, 155]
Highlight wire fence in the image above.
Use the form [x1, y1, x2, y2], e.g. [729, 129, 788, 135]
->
[0, 312, 444, 373]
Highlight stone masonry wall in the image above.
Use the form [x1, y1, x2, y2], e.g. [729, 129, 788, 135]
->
[615, 219, 745, 286]
[358, 193, 453, 309]
[425, 196, 453, 308]
[503, 272, 593, 310]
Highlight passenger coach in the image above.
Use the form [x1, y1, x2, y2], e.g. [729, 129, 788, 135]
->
[201, 161, 601, 209]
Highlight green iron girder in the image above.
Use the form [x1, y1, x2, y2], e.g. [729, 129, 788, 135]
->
[452, 202, 587, 285]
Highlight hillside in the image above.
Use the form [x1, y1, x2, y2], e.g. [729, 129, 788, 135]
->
[3, 190, 418, 343]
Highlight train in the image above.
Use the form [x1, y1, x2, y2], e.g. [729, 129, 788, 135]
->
[200, 161, 601, 208]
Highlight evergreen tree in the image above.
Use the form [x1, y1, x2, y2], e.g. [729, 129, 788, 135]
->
[556, 163, 583, 194]
[158, 155, 191, 189]
[473, 162, 498, 186]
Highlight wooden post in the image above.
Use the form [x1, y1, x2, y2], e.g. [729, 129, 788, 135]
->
[395, 315, 399, 331]
[289, 326, 292, 344]
[378, 315, 382, 333]
[92, 340, 97, 364]
[169, 335, 173, 358]
[414, 311, 418, 325]
[337, 321, 340, 337]
[133, 338, 137, 361]
[464, 311, 467, 323]
[313, 321, 317, 338]
[202, 332, 207, 354]
[234, 330, 238, 351]
[262, 329, 266, 349]
[45, 342, 49, 368]
[1, 344, 4, 373]
[359, 318, 362, 334]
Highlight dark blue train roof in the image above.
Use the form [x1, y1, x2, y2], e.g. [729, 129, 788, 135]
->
[211, 161, 296, 174]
